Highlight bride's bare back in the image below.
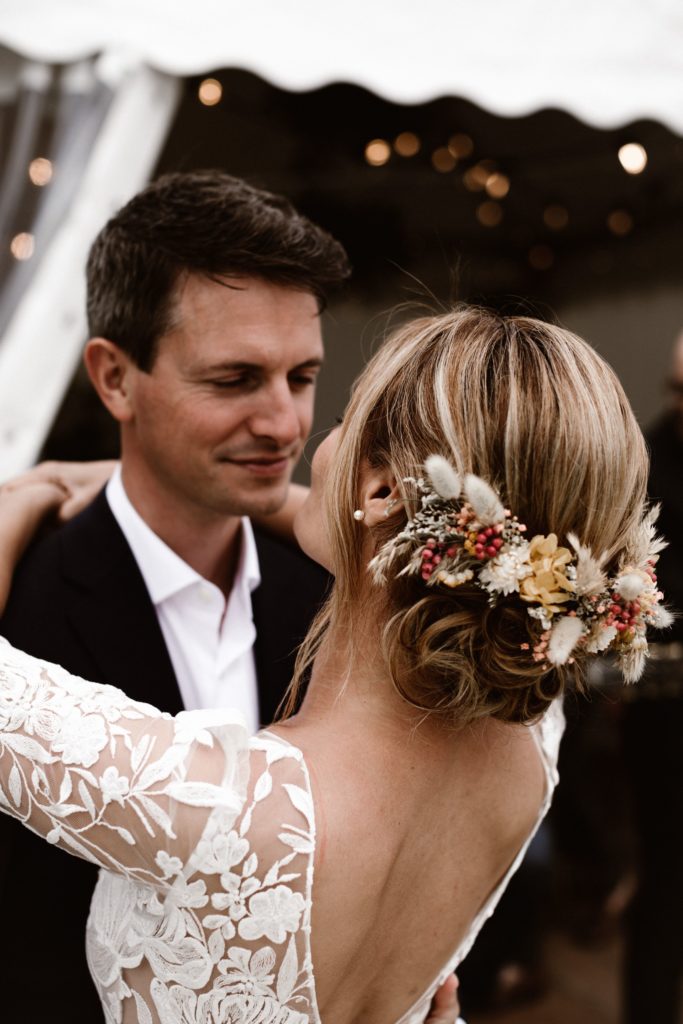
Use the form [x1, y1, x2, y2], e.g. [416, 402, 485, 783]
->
[0, 612, 563, 1024]
[271, 706, 549, 1023]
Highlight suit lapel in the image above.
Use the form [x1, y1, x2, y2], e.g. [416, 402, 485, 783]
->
[59, 491, 184, 715]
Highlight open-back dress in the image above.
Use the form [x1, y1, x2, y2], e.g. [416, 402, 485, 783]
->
[0, 637, 563, 1023]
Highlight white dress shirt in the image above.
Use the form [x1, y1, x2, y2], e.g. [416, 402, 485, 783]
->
[106, 467, 262, 733]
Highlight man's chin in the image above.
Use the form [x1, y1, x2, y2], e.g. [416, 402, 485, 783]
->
[220, 486, 289, 520]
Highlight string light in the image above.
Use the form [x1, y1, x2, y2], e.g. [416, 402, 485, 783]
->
[365, 139, 391, 166]
[463, 161, 495, 192]
[607, 209, 634, 236]
[618, 142, 647, 175]
[28, 158, 53, 186]
[10, 233, 34, 261]
[394, 132, 420, 157]
[432, 147, 457, 172]
[476, 201, 503, 227]
[198, 78, 222, 106]
[543, 205, 569, 230]
[485, 173, 510, 199]
[529, 244, 554, 271]
[448, 133, 474, 158]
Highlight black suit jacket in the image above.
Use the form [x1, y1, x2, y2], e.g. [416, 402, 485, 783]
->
[0, 491, 329, 1022]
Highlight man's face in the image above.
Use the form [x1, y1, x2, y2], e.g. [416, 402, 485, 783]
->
[122, 274, 323, 522]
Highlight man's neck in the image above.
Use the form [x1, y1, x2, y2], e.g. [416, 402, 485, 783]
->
[119, 466, 243, 597]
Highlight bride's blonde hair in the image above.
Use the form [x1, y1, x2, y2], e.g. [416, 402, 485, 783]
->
[286, 306, 649, 725]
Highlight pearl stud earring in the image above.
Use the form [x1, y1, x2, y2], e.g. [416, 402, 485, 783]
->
[353, 509, 365, 521]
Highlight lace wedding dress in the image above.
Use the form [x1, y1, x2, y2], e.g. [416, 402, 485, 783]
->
[0, 637, 563, 1023]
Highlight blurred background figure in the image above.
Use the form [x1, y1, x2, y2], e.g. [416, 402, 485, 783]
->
[620, 330, 683, 1024]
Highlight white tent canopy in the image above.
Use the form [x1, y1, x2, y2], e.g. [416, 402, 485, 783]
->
[0, 0, 682, 478]
[3, 0, 683, 131]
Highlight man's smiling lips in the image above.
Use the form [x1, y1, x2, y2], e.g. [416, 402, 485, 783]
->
[219, 454, 294, 477]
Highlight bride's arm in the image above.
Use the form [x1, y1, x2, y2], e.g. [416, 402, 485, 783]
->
[1, 458, 306, 552]
[0, 638, 249, 885]
[0, 464, 251, 884]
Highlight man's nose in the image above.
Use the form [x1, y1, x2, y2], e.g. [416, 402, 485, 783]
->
[249, 383, 301, 446]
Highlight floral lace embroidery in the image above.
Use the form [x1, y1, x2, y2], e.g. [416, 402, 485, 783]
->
[0, 639, 316, 1023]
[0, 638, 562, 1024]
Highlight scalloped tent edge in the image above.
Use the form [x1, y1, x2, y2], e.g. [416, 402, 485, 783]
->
[2, 0, 683, 132]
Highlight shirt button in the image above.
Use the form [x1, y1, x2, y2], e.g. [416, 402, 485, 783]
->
[199, 586, 213, 604]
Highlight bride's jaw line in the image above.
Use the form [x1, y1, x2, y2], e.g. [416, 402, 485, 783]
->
[292, 428, 340, 574]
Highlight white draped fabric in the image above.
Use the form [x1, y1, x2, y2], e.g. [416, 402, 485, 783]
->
[2, 0, 683, 131]
[0, 56, 179, 479]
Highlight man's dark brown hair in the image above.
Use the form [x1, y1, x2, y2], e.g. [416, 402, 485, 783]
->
[86, 170, 351, 370]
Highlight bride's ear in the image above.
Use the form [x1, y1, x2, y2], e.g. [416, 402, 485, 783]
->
[356, 462, 402, 528]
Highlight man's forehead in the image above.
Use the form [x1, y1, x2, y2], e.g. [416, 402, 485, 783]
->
[171, 271, 320, 321]
[162, 273, 324, 363]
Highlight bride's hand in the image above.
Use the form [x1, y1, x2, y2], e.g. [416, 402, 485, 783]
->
[3, 459, 117, 522]
[424, 974, 462, 1023]
[0, 475, 67, 615]
[0, 460, 117, 615]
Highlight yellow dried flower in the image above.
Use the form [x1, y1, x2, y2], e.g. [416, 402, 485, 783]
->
[520, 533, 575, 613]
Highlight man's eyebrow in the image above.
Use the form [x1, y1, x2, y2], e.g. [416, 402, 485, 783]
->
[200, 357, 324, 374]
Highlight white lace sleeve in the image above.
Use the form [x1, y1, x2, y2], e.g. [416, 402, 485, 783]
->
[0, 637, 250, 886]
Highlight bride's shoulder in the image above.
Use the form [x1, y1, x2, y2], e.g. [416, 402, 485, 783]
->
[234, 729, 315, 862]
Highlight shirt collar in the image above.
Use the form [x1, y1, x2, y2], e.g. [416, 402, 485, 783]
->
[105, 466, 261, 604]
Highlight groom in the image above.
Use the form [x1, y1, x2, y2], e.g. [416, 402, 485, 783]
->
[0, 171, 346, 1021]
[0, 171, 460, 1024]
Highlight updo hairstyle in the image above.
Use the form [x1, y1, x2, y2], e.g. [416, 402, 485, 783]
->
[291, 307, 649, 726]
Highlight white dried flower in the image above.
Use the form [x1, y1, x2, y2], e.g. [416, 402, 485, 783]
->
[566, 533, 607, 596]
[619, 636, 648, 683]
[584, 623, 617, 654]
[479, 544, 532, 595]
[437, 569, 474, 588]
[628, 504, 667, 570]
[614, 571, 648, 602]
[547, 615, 584, 666]
[424, 455, 461, 500]
[527, 605, 553, 631]
[368, 538, 411, 585]
[463, 474, 505, 526]
[652, 604, 674, 629]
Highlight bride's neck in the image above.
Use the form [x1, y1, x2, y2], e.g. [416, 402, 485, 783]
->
[285, 611, 444, 748]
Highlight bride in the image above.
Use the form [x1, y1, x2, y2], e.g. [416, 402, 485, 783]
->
[0, 307, 666, 1023]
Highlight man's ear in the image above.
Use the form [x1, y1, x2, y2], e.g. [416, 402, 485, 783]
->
[83, 338, 136, 423]
[357, 461, 403, 527]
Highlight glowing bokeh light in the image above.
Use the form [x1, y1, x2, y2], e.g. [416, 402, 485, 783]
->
[448, 133, 474, 158]
[529, 244, 554, 271]
[476, 201, 503, 227]
[463, 161, 495, 192]
[365, 139, 391, 166]
[607, 209, 634, 236]
[394, 132, 421, 157]
[198, 78, 223, 106]
[10, 233, 34, 260]
[432, 147, 457, 172]
[28, 157, 53, 186]
[485, 173, 510, 199]
[543, 205, 569, 231]
[618, 142, 647, 174]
